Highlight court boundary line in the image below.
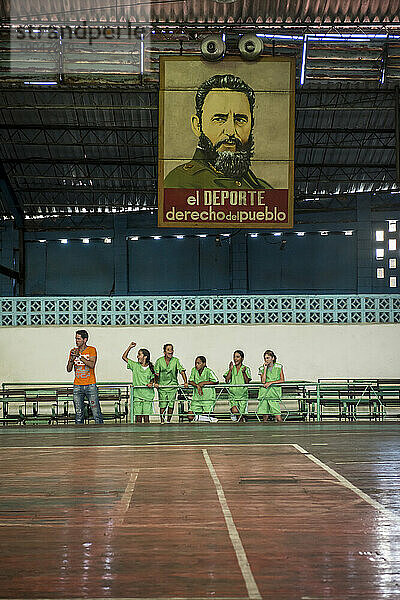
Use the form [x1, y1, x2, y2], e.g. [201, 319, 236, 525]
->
[113, 469, 139, 527]
[0, 443, 294, 450]
[202, 449, 262, 600]
[292, 443, 400, 522]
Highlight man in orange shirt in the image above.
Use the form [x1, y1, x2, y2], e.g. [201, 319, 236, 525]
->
[66, 330, 104, 424]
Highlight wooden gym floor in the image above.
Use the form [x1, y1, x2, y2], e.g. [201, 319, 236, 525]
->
[0, 422, 399, 600]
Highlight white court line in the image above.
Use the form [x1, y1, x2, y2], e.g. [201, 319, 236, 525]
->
[202, 449, 262, 600]
[335, 461, 399, 464]
[292, 443, 400, 522]
[113, 469, 139, 527]
[0, 443, 291, 451]
[0, 469, 139, 529]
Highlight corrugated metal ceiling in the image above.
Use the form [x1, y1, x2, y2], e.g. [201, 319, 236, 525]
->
[0, 85, 397, 219]
[2, 0, 400, 25]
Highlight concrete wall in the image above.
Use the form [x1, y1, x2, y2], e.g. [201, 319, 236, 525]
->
[0, 323, 398, 384]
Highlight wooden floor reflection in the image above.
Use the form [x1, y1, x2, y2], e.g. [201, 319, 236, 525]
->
[0, 422, 399, 599]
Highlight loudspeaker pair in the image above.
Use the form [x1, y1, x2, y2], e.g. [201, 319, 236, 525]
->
[200, 34, 263, 61]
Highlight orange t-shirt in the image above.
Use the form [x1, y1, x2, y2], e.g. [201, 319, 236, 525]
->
[71, 346, 97, 385]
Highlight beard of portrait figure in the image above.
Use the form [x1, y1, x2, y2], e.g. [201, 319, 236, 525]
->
[198, 131, 255, 178]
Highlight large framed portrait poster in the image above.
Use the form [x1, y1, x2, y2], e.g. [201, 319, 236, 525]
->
[158, 56, 295, 229]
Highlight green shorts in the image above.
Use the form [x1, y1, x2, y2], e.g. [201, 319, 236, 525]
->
[190, 399, 215, 414]
[158, 389, 177, 409]
[257, 397, 281, 415]
[133, 400, 154, 416]
[229, 399, 248, 414]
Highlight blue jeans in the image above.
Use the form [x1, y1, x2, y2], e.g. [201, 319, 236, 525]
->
[73, 384, 104, 424]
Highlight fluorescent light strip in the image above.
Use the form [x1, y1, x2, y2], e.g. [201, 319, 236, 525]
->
[300, 35, 308, 86]
[24, 81, 58, 85]
[380, 64, 386, 85]
[256, 33, 396, 42]
[140, 33, 144, 74]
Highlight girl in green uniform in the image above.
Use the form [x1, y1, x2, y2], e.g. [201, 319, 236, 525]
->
[224, 350, 251, 422]
[154, 343, 188, 423]
[257, 350, 285, 423]
[188, 356, 219, 423]
[122, 342, 155, 423]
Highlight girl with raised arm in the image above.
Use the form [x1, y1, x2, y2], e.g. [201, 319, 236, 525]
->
[122, 342, 155, 424]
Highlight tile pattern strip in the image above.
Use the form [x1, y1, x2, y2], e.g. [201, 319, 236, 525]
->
[1, 294, 400, 326]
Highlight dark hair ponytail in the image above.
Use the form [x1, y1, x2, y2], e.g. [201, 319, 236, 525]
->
[140, 348, 155, 374]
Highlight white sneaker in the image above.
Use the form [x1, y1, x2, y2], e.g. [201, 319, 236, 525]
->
[230, 414, 238, 422]
[197, 414, 217, 423]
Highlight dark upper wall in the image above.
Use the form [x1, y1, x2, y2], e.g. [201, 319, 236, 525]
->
[21, 233, 357, 296]
[1, 200, 399, 296]
[248, 234, 357, 293]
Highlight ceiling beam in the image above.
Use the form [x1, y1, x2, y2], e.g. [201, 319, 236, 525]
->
[0, 163, 24, 228]
[0, 264, 21, 282]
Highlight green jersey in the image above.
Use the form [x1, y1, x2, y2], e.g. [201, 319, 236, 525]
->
[127, 360, 155, 401]
[189, 366, 218, 403]
[258, 363, 283, 400]
[154, 355, 185, 388]
[224, 365, 252, 400]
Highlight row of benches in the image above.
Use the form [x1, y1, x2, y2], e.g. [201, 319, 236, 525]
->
[1, 380, 400, 424]
[0, 385, 130, 425]
[0, 382, 308, 425]
[305, 379, 400, 421]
